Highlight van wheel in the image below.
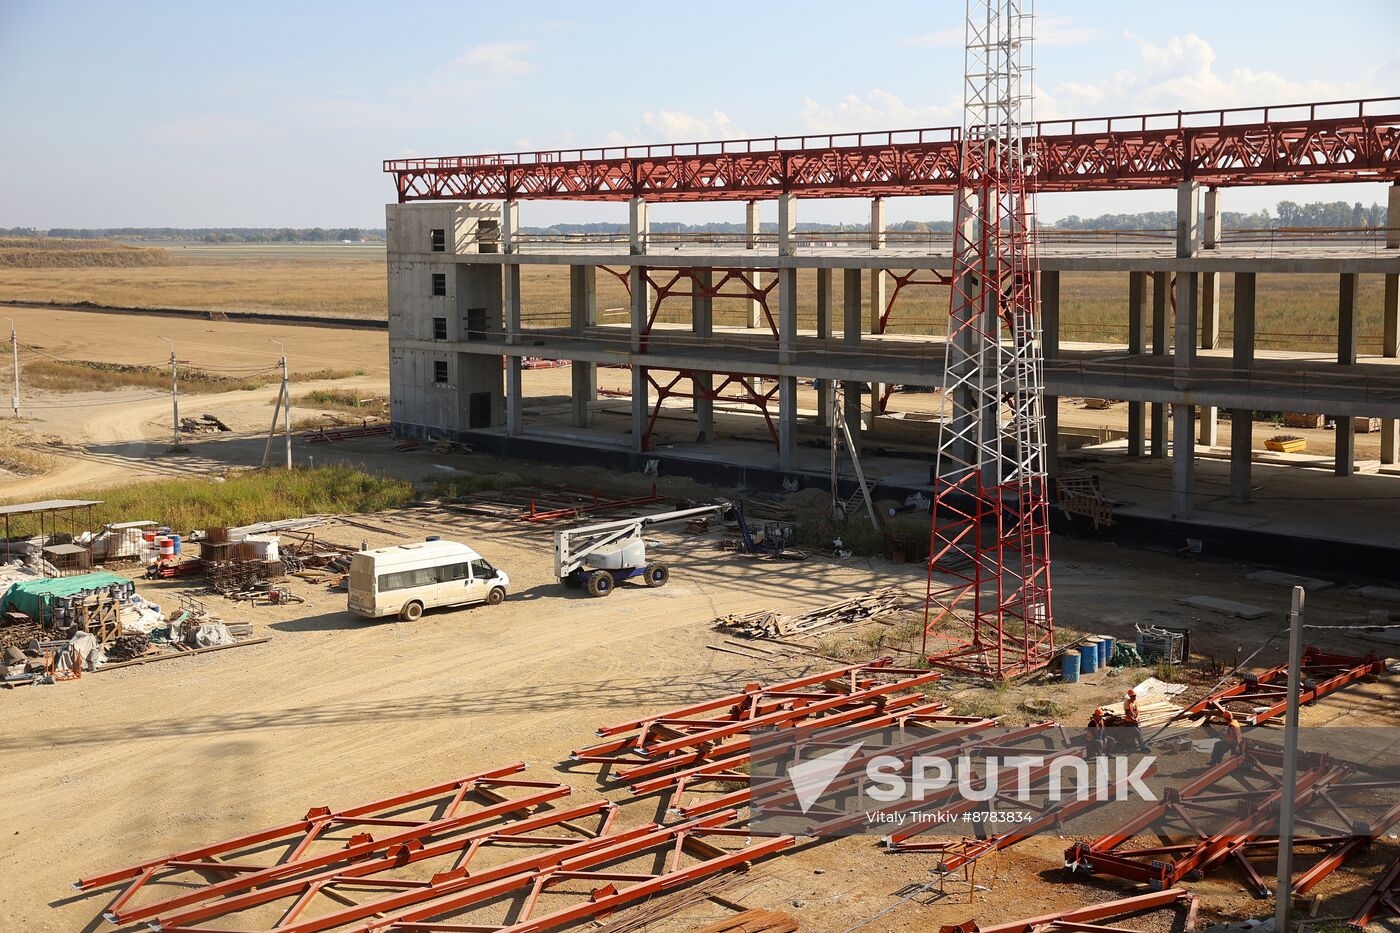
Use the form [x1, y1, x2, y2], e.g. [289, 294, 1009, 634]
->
[399, 601, 424, 622]
[586, 571, 614, 598]
[487, 587, 506, 606]
[643, 563, 669, 588]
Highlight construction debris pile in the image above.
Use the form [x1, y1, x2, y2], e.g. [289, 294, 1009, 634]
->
[178, 414, 231, 435]
[715, 587, 917, 640]
[447, 482, 667, 525]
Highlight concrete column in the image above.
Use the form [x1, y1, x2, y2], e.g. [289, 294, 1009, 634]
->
[746, 201, 762, 328]
[815, 268, 834, 426]
[629, 197, 649, 255]
[1198, 408, 1218, 446]
[1044, 398, 1059, 476]
[870, 198, 886, 250]
[1172, 403, 1195, 519]
[778, 194, 797, 257]
[501, 201, 519, 255]
[629, 267, 648, 353]
[505, 356, 523, 436]
[1127, 271, 1148, 457]
[1203, 187, 1221, 250]
[1174, 272, 1197, 388]
[1230, 408, 1252, 503]
[841, 268, 863, 451]
[1388, 182, 1400, 250]
[568, 266, 598, 427]
[1335, 415, 1355, 476]
[693, 268, 714, 440]
[778, 376, 797, 471]
[503, 264, 522, 346]
[778, 268, 797, 365]
[867, 268, 885, 426]
[1150, 271, 1169, 458]
[1233, 272, 1256, 371]
[631, 366, 648, 452]
[1338, 272, 1358, 365]
[1383, 272, 1399, 464]
[1176, 180, 1200, 258]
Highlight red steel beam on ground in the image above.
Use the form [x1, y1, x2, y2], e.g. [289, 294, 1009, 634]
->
[937, 888, 1195, 933]
[76, 763, 566, 923]
[142, 801, 623, 932]
[1180, 648, 1386, 726]
[385, 97, 1400, 202]
[1350, 852, 1400, 931]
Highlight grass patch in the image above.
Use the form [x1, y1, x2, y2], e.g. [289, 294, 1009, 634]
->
[0, 465, 416, 534]
[430, 472, 524, 499]
[22, 359, 354, 394]
[0, 237, 176, 269]
[292, 388, 387, 415]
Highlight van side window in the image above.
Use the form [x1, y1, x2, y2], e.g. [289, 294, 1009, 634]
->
[470, 559, 494, 580]
[437, 562, 468, 582]
[377, 566, 438, 591]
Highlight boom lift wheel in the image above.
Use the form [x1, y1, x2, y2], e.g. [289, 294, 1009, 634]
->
[586, 571, 615, 598]
[643, 563, 670, 587]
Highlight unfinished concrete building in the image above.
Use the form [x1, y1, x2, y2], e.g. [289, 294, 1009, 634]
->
[384, 98, 1400, 575]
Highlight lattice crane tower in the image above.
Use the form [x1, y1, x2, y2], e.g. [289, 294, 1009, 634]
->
[922, 0, 1054, 679]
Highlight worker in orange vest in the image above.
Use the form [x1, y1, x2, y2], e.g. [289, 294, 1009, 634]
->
[1207, 701, 1245, 765]
[1086, 708, 1108, 757]
[1122, 689, 1150, 752]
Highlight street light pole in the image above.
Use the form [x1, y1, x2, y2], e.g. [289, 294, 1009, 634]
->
[269, 339, 291, 469]
[1274, 585, 1306, 933]
[0, 316, 18, 418]
[159, 336, 180, 448]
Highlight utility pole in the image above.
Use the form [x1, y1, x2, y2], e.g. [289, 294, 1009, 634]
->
[1275, 585, 1306, 932]
[270, 339, 292, 469]
[159, 336, 180, 447]
[1, 316, 18, 418]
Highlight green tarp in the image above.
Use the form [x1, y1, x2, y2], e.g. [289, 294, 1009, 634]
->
[1, 572, 133, 619]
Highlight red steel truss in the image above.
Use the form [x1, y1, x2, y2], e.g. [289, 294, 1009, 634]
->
[601, 265, 781, 344]
[385, 97, 1400, 202]
[1064, 746, 1400, 896]
[1180, 647, 1386, 726]
[923, 0, 1053, 680]
[75, 762, 572, 926]
[639, 368, 781, 450]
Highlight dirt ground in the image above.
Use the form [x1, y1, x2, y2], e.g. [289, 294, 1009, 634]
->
[1, 306, 1398, 931]
[2, 491, 1397, 931]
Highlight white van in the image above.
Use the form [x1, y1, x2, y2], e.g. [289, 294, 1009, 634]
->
[348, 540, 511, 621]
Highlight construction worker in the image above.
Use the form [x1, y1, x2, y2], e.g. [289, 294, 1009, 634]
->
[1207, 702, 1245, 765]
[1122, 689, 1150, 753]
[1086, 708, 1108, 757]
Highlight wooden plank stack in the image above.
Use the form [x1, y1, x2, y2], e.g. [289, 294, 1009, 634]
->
[715, 587, 915, 640]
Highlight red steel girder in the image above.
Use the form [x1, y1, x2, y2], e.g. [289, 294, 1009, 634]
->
[1180, 647, 1386, 726]
[385, 97, 1400, 202]
[141, 800, 624, 933]
[1350, 852, 1400, 931]
[937, 887, 1195, 933]
[75, 762, 570, 925]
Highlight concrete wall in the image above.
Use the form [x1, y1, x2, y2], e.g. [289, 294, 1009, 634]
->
[388, 203, 506, 434]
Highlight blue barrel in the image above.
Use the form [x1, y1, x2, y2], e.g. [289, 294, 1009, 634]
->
[1078, 642, 1099, 674]
[1062, 651, 1080, 683]
[1098, 635, 1114, 667]
[169, 533, 181, 555]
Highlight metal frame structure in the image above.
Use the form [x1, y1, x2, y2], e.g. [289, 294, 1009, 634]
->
[76, 763, 572, 925]
[385, 98, 1400, 202]
[1350, 853, 1400, 931]
[639, 368, 781, 450]
[923, 0, 1053, 680]
[1064, 746, 1400, 896]
[1179, 647, 1386, 726]
[937, 888, 1196, 933]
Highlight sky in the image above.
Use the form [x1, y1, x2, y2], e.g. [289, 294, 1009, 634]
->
[1, 0, 1397, 229]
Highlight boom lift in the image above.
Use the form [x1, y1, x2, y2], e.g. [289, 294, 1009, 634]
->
[554, 504, 727, 597]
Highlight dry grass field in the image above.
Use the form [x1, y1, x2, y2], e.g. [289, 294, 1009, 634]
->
[0, 242, 1388, 353]
[0, 236, 177, 269]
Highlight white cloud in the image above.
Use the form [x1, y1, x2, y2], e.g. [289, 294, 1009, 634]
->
[641, 109, 737, 140]
[904, 16, 1099, 48]
[797, 90, 956, 132]
[902, 26, 962, 48]
[1040, 32, 1364, 117]
[451, 40, 536, 78]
